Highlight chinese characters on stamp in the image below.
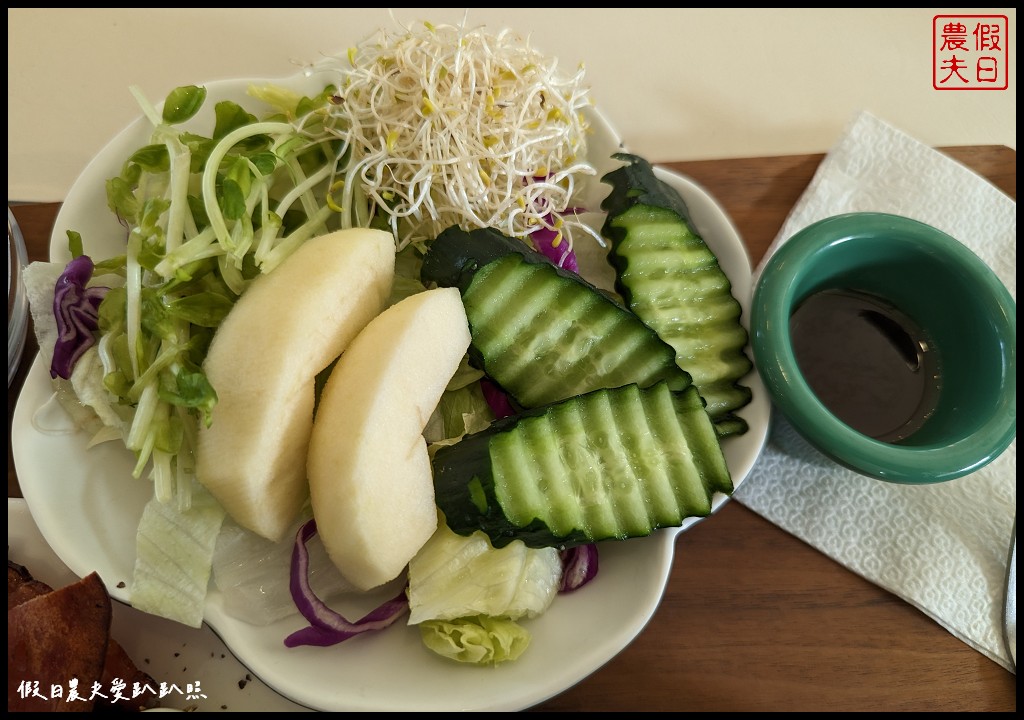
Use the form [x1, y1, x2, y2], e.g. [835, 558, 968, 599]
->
[933, 15, 1009, 90]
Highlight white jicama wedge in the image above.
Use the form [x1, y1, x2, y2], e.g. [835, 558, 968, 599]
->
[308, 286, 471, 591]
[197, 228, 395, 542]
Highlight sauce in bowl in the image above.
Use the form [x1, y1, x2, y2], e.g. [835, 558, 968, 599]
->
[789, 288, 942, 443]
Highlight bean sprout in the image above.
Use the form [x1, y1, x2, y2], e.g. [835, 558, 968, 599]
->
[326, 19, 596, 253]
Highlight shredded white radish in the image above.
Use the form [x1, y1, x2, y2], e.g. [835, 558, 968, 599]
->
[326, 18, 596, 251]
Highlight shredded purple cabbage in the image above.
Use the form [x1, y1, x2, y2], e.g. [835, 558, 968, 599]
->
[480, 378, 517, 420]
[285, 518, 409, 648]
[558, 544, 599, 592]
[524, 178, 581, 273]
[530, 217, 580, 273]
[51, 255, 108, 379]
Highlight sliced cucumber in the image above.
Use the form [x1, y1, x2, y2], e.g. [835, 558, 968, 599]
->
[600, 153, 754, 436]
[420, 226, 692, 409]
[431, 382, 733, 549]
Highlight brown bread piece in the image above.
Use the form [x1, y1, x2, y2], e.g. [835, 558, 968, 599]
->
[7, 560, 52, 610]
[7, 571, 111, 712]
[7, 561, 159, 712]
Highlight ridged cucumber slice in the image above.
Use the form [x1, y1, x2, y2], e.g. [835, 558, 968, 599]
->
[431, 382, 733, 549]
[600, 153, 754, 436]
[420, 226, 692, 409]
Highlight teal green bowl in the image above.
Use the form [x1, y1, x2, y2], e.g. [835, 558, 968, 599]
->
[751, 212, 1016, 484]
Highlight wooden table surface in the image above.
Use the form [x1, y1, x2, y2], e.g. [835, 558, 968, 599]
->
[8, 146, 1016, 712]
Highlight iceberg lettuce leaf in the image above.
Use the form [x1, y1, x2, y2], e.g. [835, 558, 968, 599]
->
[130, 482, 226, 627]
[419, 615, 530, 665]
[407, 519, 560, 624]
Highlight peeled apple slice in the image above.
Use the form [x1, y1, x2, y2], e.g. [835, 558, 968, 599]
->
[308, 287, 471, 591]
[196, 228, 395, 542]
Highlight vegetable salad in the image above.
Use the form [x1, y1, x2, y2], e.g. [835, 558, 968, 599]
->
[27, 19, 604, 665]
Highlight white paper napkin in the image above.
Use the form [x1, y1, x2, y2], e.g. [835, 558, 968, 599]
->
[734, 110, 1017, 673]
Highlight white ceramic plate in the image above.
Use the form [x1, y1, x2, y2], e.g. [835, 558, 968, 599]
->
[13, 70, 769, 712]
[7, 498, 313, 712]
[9, 207, 29, 387]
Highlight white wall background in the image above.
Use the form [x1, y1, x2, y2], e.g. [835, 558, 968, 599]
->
[7, 7, 1016, 201]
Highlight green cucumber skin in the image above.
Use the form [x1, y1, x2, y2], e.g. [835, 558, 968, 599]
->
[431, 382, 733, 549]
[600, 153, 754, 437]
[420, 225, 692, 409]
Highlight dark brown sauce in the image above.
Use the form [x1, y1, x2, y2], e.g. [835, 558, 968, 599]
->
[789, 288, 942, 442]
